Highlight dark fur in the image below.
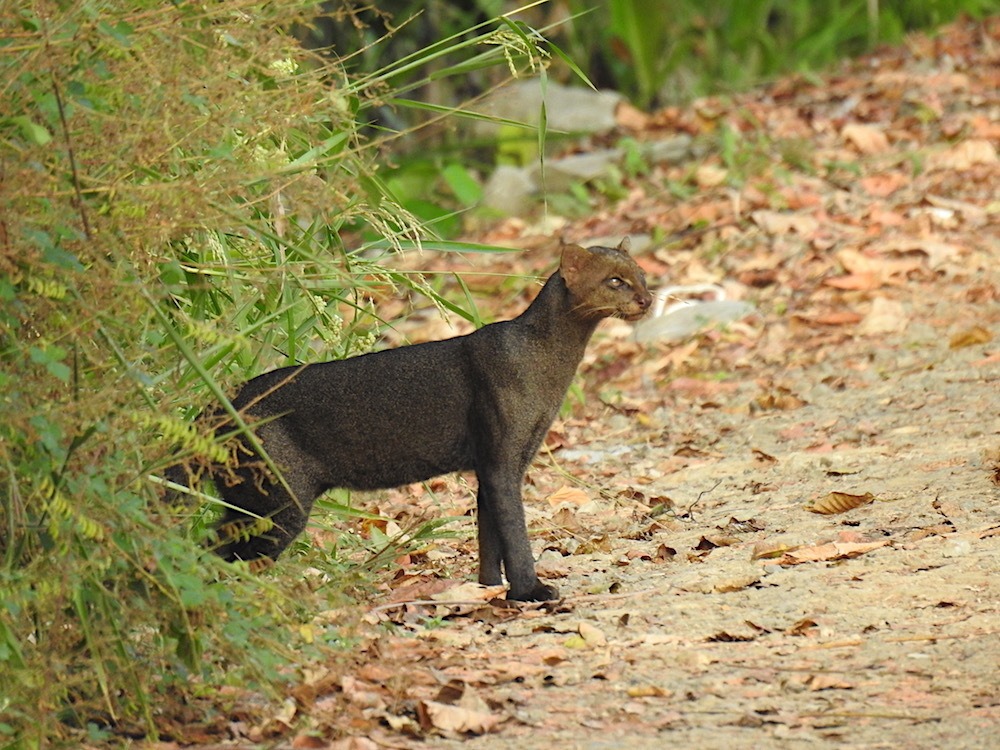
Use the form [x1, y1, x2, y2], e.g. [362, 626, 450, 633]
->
[175, 241, 650, 601]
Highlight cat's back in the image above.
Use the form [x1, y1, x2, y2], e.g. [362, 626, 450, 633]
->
[234, 333, 475, 417]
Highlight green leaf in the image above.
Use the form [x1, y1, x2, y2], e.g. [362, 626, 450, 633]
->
[46, 360, 72, 382]
[441, 163, 482, 207]
[29, 345, 71, 382]
[12, 116, 52, 146]
[282, 133, 349, 172]
[362, 239, 520, 254]
[97, 20, 134, 46]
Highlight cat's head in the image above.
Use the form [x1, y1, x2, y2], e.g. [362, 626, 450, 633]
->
[560, 238, 652, 322]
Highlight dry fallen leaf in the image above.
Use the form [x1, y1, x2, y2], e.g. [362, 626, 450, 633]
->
[418, 683, 502, 735]
[751, 539, 799, 560]
[578, 621, 608, 647]
[292, 731, 332, 749]
[786, 617, 818, 636]
[695, 535, 740, 549]
[805, 491, 876, 515]
[949, 325, 992, 349]
[807, 674, 854, 691]
[653, 543, 677, 562]
[340, 676, 386, 710]
[859, 297, 908, 335]
[430, 582, 505, 603]
[696, 164, 728, 187]
[858, 171, 908, 197]
[713, 571, 762, 593]
[842, 122, 891, 154]
[626, 684, 672, 698]
[783, 540, 889, 564]
[418, 699, 501, 735]
[754, 389, 807, 411]
[546, 485, 590, 508]
[327, 737, 380, 750]
[751, 209, 820, 235]
[616, 99, 650, 130]
[871, 237, 962, 268]
[927, 138, 998, 170]
[807, 310, 865, 326]
[823, 272, 882, 291]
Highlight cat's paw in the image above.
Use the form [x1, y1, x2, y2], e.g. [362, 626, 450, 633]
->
[478, 572, 503, 587]
[508, 581, 560, 602]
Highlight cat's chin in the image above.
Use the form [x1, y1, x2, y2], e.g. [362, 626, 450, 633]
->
[620, 309, 649, 322]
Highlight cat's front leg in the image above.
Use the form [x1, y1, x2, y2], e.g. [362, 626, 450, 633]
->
[476, 467, 559, 602]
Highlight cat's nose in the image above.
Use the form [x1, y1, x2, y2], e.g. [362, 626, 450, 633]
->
[637, 293, 652, 310]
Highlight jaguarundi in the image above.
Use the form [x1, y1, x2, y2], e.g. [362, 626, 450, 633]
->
[168, 239, 651, 601]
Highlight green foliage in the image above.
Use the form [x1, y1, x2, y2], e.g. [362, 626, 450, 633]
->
[0, 0, 548, 743]
[562, 0, 998, 107]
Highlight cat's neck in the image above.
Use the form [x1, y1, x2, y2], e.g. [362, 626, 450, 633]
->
[516, 272, 601, 348]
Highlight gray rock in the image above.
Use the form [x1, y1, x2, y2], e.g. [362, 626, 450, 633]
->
[473, 80, 623, 136]
[481, 164, 537, 214]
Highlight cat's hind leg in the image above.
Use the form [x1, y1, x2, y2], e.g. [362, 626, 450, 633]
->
[213, 466, 320, 563]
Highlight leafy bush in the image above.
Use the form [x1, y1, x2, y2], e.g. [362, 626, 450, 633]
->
[0, 1, 548, 743]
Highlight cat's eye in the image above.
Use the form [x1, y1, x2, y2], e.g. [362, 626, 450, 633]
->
[607, 276, 629, 289]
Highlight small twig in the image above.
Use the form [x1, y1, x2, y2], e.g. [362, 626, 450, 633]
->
[369, 585, 662, 615]
[798, 711, 927, 721]
[51, 75, 92, 241]
[368, 599, 499, 615]
[665, 220, 741, 245]
[885, 631, 997, 643]
[685, 479, 723, 518]
[570, 587, 660, 604]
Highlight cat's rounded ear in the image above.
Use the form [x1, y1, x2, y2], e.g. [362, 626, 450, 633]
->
[559, 242, 590, 287]
[616, 236, 631, 255]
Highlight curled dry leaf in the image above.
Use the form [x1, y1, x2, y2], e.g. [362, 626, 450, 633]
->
[616, 100, 650, 130]
[751, 209, 819, 235]
[418, 683, 502, 736]
[578, 621, 608, 647]
[859, 297, 908, 336]
[696, 534, 740, 549]
[626, 684, 672, 698]
[927, 138, 998, 170]
[949, 325, 992, 349]
[695, 164, 728, 188]
[754, 389, 807, 411]
[430, 581, 505, 603]
[418, 700, 501, 735]
[787, 617, 818, 636]
[752, 448, 778, 463]
[807, 674, 854, 691]
[751, 539, 799, 560]
[326, 737, 381, 750]
[783, 540, 889, 564]
[804, 491, 875, 515]
[546, 485, 590, 507]
[713, 571, 761, 593]
[653, 543, 677, 562]
[842, 122, 891, 154]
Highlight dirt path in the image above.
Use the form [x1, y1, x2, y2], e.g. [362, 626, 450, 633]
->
[262, 19, 1000, 750]
[424, 342, 1000, 749]
[345, 291, 1000, 750]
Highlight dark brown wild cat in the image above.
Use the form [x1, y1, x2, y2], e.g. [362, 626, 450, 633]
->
[170, 240, 651, 601]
